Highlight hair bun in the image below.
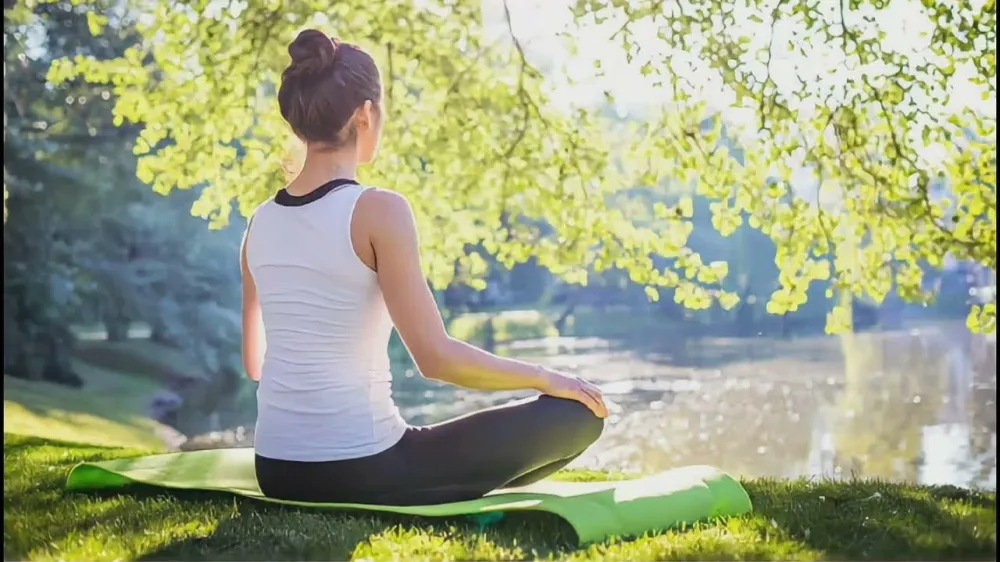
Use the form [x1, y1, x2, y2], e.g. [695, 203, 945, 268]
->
[286, 29, 339, 77]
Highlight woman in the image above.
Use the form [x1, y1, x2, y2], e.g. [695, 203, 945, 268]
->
[242, 29, 608, 506]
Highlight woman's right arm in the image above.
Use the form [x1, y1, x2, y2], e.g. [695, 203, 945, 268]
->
[240, 221, 265, 382]
[364, 190, 607, 418]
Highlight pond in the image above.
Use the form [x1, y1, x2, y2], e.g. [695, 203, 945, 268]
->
[388, 321, 996, 490]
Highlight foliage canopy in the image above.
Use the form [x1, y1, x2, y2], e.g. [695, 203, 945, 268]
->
[32, 0, 998, 333]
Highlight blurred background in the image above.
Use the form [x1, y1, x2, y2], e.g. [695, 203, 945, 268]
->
[3, 0, 996, 491]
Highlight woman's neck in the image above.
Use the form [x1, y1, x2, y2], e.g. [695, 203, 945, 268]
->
[287, 148, 359, 196]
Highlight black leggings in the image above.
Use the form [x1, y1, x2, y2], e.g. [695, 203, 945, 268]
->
[255, 395, 605, 505]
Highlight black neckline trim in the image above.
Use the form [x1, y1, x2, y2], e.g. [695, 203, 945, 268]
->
[274, 178, 360, 207]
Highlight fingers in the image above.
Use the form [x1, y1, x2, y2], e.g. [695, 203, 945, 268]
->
[574, 381, 608, 418]
[573, 388, 605, 418]
[580, 382, 609, 418]
[542, 371, 609, 419]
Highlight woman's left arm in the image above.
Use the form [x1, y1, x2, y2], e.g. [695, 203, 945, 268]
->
[241, 225, 265, 382]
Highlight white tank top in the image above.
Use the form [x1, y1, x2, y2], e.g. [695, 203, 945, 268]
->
[246, 183, 408, 462]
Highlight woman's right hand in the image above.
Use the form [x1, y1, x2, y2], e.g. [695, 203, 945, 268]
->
[537, 369, 609, 419]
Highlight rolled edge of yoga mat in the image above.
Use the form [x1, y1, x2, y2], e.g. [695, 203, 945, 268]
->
[65, 462, 136, 492]
[544, 466, 754, 544]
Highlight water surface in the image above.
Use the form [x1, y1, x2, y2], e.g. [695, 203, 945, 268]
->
[392, 322, 996, 490]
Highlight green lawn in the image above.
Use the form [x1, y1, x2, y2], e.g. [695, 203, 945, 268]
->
[3, 337, 217, 451]
[3, 361, 168, 451]
[72, 339, 208, 385]
[4, 434, 995, 561]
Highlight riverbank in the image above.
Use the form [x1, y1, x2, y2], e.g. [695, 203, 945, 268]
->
[9, 316, 994, 490]
[4, 433, 995, 561]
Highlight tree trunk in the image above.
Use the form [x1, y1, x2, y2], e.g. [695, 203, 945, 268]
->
[149, 319, 177, 347]
[482, 315, 497, 353]
[103, 301, 130, 341]
[41, 325, 82, 387]
[553, 295, 578, 334]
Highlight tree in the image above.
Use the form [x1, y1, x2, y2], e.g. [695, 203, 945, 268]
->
[4, 1, 248, 390]
[42, 0, 995, 333]
[577, 0, 996, 332]
[2, 0, 145, 383]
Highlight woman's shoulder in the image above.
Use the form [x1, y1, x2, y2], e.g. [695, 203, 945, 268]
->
[356, 187, 414, 220]
[245, 195, 280, 225]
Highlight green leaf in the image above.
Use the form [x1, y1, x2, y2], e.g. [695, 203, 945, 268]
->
[718, 291, 740, 310]
[825, 302, 853, 335]
[677, 196, 694, 218]
[86, 12, 108, 36]
[644, 286, 660, 302]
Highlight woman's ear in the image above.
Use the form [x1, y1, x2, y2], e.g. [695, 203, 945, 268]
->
[356, 100, 374, 131]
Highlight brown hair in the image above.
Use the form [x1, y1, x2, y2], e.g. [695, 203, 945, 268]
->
[277, 29, 381, 149]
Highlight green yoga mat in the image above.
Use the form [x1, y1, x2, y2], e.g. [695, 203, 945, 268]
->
[65, 448, 752, 544]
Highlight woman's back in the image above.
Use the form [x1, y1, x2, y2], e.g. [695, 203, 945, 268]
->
[246, 181, 406, 462]
[244, 29, 605, 504]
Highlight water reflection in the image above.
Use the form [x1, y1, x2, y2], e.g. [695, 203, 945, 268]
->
[393, 321, 996, 490]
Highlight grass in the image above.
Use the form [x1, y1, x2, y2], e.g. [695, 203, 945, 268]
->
[73, 339, 208, 384]
[3, 343, 173, 451]
[4, 433, 995, 561]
